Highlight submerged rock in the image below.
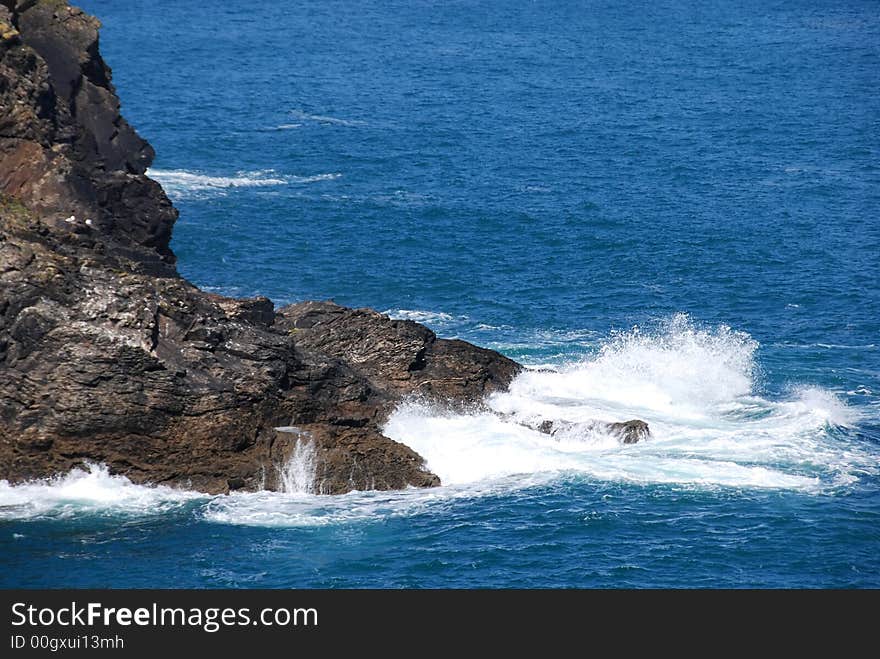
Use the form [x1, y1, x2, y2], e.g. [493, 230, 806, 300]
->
[526, 418, 651, 444]
[606, 419, 651, 444]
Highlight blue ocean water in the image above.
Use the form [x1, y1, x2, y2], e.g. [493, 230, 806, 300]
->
[2, 0, 879, 587]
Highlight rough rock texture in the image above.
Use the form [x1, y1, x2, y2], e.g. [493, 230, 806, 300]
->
[0, 0, 520, 494]
[276, 301, 519, 407]
[0, 1, 646, 495]
[0, 0, 176, 271]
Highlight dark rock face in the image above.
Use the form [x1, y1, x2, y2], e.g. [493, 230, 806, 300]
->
[0, 0, 519, 494]
[277, 301, 521, 407]
[0, 1, 647, 494]
[0, 1, 176, 269]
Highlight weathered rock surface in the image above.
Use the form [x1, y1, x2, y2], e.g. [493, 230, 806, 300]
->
[0, 0, 519, 494]
[0, 0, 176, 271]
[276, 301, 520, 407]
[0, 1, 647, 495]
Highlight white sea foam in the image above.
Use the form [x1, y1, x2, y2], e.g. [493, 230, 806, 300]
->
[383, 309, 467, 328]
[495, 314, 759, 420]
[385, 314, 873, 493]
[147, 169, 341, 199]
[289, 110, 366, 126]
[200, 477, 546, 528]
[0, 463, 202, 520]
[289, 173, 342, 184]
[148, 169, 286, 191]
[202, 489, 419, 528]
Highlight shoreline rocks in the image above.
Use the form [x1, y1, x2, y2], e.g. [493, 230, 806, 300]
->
[0, 0, 522, 494]
[0, 0, 647, 495]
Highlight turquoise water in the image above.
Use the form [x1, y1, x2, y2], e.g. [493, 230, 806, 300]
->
[2, 0, 879, 587]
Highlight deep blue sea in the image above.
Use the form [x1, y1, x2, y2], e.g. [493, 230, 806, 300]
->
[2, 0, 879, 588]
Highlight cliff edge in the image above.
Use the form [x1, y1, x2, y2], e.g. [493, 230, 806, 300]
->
[0, 0, 521, 494]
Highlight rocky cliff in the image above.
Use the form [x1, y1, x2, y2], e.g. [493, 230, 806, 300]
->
[1, 1, 648, 495]
[0, 0, 521, 494]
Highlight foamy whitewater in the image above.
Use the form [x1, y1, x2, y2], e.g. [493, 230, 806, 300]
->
[0, 464, 203, 521]
[147, 169, 342, 199]
[384, 315, 867, 492]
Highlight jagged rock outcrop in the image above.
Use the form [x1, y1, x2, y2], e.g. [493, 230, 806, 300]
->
[0, 0, 521, 494]
[0, 0, 176, 271]
[276, 301, 519, 407]
[0, 1, 646, 495]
